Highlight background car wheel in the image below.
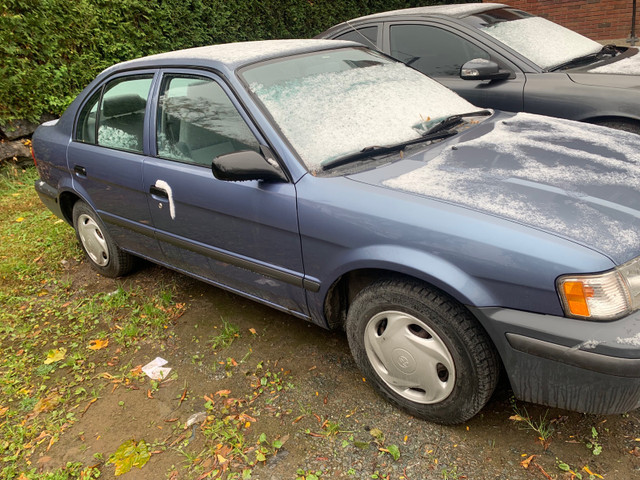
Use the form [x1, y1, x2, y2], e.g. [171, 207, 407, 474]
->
[346, 279, 499, 425]
[591, 119, 640, 135]
[72, 201, 134, 278]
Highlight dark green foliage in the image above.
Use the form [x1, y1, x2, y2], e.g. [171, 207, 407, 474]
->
[0, 0, 477, 124]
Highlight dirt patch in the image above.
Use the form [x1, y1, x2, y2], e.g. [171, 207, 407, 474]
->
[35, 261, 640, 479]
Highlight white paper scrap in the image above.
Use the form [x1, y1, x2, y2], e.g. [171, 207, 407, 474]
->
[142, 356, 171, 380]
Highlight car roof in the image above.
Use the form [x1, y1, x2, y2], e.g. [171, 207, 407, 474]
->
[110, 39, 357, 72]
[347, 2, 507, 23]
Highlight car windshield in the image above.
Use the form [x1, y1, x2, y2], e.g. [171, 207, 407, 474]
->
[240, 48, 477, 171]
[463, 8, 602, 70]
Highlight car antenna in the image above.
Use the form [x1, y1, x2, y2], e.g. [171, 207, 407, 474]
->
[344, 20, 383, 53]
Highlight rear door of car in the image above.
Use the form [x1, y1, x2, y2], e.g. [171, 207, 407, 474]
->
[67, 71, 163, 259]
[142, 70, 308, 316]
[381, 20, 526, 112]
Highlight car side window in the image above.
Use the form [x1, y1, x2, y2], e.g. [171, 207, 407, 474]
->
[157, 75, 260, 166]
[334, 26, 378, 47]
[389, 24, 490, 77]
[76, 90, 101, 144]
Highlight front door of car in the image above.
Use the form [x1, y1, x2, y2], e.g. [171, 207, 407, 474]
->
[142, 72, 308, 316]
[385, 22, 525, 112]
[67, 72, 162, 259]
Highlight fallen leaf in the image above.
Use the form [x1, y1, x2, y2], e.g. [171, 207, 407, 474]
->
[216, 389, 231, 397]
[583, 466, 604, 479]
[107, 439, 151, 476]
[16, 217, 24, 222]
[509, 414, 525, 422]
[249, 328, 257, 335]
[520, 455, 535, 469]
[82, 398, 98, 416]
[88, 338, 109, 350]
[44, 348, 66, 364]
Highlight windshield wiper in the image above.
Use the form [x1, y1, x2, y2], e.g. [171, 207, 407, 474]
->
[549, 45, 618, 72]
[321, 129, 458, 172]
[419, 110, 492, 136]
[321, 110, 492, 172]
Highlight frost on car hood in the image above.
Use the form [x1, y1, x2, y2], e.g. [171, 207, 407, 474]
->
[383, 113, 640, 264]
[480, 17, 601, 70]
[249, 62, 475, 170]
[590, 51, 640, 75]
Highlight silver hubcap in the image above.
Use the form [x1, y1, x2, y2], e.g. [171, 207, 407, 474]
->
[364, 310, 455, 404]
[77, 214, 109, 267]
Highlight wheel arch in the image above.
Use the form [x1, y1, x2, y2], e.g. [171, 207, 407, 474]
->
[58, 190, 83, 225]
[321, 259, 493, 331]
[584, 115, 640, 133]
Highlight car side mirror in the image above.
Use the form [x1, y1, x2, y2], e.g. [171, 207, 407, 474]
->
[211, 148, 287, 182]
[460, 58, 511, 81]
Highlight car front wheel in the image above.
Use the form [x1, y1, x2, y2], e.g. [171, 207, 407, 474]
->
[346, 279, 499, 424]
[72, 201, 134, 278]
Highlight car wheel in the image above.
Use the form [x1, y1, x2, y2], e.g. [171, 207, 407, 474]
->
[346, 279, 499, 424]
[72, 201, 134, 278]
[592, 119, 640, 135]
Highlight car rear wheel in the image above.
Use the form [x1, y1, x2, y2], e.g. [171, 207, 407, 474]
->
[346, 279, 499, 424]
[72, 201, 134, 278]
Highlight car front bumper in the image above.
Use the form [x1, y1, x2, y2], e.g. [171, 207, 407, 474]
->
[471, 306, 640, 414]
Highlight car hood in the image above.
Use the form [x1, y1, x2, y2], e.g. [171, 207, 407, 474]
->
[348, 112, 640, 265]
[569, 49, 640, 87]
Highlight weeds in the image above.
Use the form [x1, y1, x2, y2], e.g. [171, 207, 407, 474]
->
[510, 401, 554, 449]
[0, 167, 184, 478]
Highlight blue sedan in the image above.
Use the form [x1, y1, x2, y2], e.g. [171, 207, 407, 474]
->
[32, 39, 640, 424]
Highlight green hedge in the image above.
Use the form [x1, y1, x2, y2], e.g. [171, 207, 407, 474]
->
[0, 0, 476, 124]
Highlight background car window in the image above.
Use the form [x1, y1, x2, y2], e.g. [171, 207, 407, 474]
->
[334, 26, 378, 47]
[157, 76, 260, 165]
[96, 76, 153, 153]
[390, 24, 490, 77]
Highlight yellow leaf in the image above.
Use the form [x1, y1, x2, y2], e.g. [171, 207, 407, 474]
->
[583, 466, 603, 479]
[88, 338, 109, 350]
[0, 406, 9, 416]
[509, 414, 525, 422]
[249, 328, 257, 335]
[215, 389, 231, 397]
[44, 348, 66, 364]
[520, 455, 535, 469]
[16, 217, 24, 222]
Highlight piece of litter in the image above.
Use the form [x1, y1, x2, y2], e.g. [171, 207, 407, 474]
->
[142, 357, 171, 380]
[185, 411, 207, 428]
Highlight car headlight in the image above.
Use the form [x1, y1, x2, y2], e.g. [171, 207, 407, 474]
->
[557, 256, 640, 320]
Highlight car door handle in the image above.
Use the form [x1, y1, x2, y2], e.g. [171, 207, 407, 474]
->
[151, 180, 176, 219]
[149, 185, 168, 199]
[74, 165, 87, 177]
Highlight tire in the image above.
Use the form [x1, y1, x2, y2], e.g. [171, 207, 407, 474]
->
[591, 119, 640, 135]
[346, 279, 499, 425]
[72, 201, 135, 278]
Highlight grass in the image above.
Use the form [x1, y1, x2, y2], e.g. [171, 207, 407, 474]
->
[0, 166, 184, 479]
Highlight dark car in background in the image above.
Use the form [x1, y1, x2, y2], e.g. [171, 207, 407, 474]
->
[32, 39, 640, 424]
[318, 2, 640, 133]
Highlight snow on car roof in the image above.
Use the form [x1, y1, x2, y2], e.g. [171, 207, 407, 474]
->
[348, 2, 507, 23]
[119, 39, 353, 70]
